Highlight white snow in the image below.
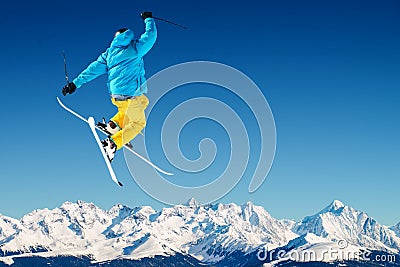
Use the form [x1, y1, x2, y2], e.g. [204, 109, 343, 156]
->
[0, 199, 399, 265]
[390, 222, 400, 237]
[0, 256, 14, 265]
[293, 200, 400, 253]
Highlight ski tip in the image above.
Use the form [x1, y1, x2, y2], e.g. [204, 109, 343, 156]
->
[118, 181, 123, 187]
[87, 116, 95, 125]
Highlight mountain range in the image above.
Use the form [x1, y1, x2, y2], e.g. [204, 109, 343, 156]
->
[0, 199, 399, 266]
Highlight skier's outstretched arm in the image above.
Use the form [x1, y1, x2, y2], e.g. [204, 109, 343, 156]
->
[135, 16, 157, 56]
[73, 51, 108, 89]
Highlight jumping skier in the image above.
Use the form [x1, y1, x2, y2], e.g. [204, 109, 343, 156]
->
[62, 11, 157, 162]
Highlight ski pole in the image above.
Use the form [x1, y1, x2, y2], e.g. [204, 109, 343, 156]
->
[62, 51, 70, 85]
[152, 16, 188, 30]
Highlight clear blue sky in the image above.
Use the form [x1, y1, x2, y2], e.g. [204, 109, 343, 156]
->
[0, 0, 399, 226]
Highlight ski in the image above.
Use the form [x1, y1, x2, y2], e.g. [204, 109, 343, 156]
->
[88, 116, 123, 187]
[56, 97, 173, 176]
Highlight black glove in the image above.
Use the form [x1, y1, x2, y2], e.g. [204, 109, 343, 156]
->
[140, 11, 153, 20]
[62, 82, 77, 96]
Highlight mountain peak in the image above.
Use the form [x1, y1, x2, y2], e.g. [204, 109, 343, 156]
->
[293, 200, 400, 253]
[330, 199, 345, 209]
[244, 201, 254, 208]
[2, 199, 400, 265]
[184, 198, 199, 207]
[319, 199, 345, 214]
[61, 200, 93, 208]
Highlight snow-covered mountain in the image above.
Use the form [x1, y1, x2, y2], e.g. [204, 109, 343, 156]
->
[0, 215, 21, 244]
[0, 199, 296, 265]
[0, 199, 399, 266]
[391, 223, 400, 237]
[293, 200, 400, 253]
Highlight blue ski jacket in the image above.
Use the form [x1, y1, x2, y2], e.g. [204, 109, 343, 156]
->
[73, 18, 157, 97]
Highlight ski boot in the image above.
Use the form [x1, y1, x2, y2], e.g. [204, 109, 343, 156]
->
[96, 118, 120, 135]
[101, 137, 117, 162]
[97, 118, 133, 149]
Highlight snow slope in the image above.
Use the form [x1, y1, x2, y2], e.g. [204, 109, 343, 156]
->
[293, 200, 400, 253]
[0, 199, 399, 265]
[0, 200, 296, 264]
[391, 223, 400, 237]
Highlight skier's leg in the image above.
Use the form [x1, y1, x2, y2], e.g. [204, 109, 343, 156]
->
[111, 95, 149, 149]
[110, 98, 127, 129]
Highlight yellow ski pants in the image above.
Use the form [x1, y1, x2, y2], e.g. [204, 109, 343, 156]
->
[109, 94, 149, 150]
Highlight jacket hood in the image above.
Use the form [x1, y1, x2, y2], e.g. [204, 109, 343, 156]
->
[110, 29, 134, 47]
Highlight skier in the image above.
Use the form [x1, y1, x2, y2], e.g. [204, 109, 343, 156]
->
[62, 11, 157, 162]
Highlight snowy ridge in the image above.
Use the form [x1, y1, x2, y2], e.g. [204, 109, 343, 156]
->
[0, 199, 399, 265]
[391, 223, 400, 238]
[293, 200, 400, 253]
[0, 200, 295, 264]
